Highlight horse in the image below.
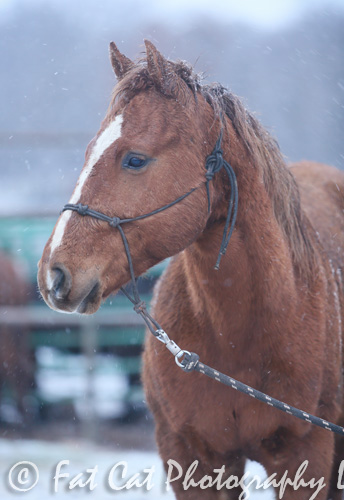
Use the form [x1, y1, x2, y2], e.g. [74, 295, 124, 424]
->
[37, 41, 344, 499]
[0, 251, 35, 421]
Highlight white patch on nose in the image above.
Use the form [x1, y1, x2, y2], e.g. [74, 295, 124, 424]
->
[46, 269, 54, 290]
[48, 114, 123, 259]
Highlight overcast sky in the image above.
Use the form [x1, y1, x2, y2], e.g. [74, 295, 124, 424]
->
[1, 0, 343, 215]
[150, 0, 343, 28]
[1, 0, 343, 29]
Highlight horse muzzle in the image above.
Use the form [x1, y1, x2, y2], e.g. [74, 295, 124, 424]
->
[38, 261, 102, 314]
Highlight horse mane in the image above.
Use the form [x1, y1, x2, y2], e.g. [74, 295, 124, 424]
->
[111, 58, 315, 278]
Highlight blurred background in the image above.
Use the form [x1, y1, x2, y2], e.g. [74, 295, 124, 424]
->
[0, 0, 343, 498]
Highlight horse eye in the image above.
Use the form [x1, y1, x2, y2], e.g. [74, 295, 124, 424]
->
[129, 157, 146, 168]
[122, 153, 149, 170]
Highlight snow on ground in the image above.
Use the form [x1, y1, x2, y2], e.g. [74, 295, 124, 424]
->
[0, 348, 275, 498]
[0, 438, 275, 499]
[36, 348, 131, 420]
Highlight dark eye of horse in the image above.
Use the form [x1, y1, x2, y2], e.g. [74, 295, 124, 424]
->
[129, 157, 145, 168]
[122, 153, 149, 170]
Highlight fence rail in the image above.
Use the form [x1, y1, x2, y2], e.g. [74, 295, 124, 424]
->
[0, 305, 146, 429]
[0, 305, 142, 327]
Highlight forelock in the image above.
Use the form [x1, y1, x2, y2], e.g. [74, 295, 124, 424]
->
[110, 57, 202, 110]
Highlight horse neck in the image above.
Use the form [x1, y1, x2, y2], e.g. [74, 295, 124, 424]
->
[181, 127, 299, 350]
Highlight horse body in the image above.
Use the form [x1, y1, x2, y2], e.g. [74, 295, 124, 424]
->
[0, 252, 35, 419]
[143, 155, 344, 498]
[37, 42, 344, 499]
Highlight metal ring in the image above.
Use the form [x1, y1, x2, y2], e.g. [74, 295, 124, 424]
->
[175, 350, 191, 368]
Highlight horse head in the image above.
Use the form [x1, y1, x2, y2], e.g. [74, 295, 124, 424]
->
[38, 41, 224, 314]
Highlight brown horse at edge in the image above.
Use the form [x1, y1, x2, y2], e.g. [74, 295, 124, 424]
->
[38, 41, 344, 499]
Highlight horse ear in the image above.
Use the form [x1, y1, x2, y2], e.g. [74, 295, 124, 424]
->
[109, 41, 134, 80]
[144, 39, 178, 96]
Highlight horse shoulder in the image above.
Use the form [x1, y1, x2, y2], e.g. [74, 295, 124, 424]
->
[291, 161, 344, 407]
[291, 161, 344, 266]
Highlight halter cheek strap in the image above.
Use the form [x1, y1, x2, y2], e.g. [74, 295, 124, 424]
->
[63, 131, 238, 272]
[204, 130, 238, 270]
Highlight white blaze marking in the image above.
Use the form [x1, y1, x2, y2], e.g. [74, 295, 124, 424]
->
[46, 269, 54, 290]
[49, 115, 123, 259]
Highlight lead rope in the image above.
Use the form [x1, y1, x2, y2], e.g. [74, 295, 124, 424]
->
[62, 132, 344, 436]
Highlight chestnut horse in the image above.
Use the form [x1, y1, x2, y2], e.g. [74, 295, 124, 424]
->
[0, 251, 35, 420]
[38, 41, 344, 499]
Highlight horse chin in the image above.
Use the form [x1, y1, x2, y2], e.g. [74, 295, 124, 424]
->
[75, 282, 102, 315]
[44, 281, 102, 315]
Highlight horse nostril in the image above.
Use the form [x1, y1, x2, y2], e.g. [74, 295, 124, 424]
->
[50, 264, 72, 301]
